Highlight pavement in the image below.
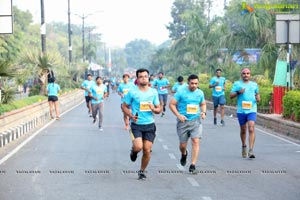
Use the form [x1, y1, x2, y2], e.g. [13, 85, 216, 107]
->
[0, 93, 299, 200]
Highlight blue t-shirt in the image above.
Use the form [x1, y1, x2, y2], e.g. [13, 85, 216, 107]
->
[90, 84, 107, 104]
[117, 82, 135, 103]
[153, 78, 170, 94]
[209, 76, 226, 97]
[173, 87, 205, 121]
[47, 83, 60, 96]
[81, 80, 96, 96]
[150, 80, 156, 88]
[172, 82, 188, 93]
[231, 80, 259, 114]
[124, 87, 160, 125]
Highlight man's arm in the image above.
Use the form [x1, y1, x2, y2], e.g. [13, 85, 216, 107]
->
[122, 102, 137, 122]
[200, 101, 207, 119]
[169, 98, 187, 122]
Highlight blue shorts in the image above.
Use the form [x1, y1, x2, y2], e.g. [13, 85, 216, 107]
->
[237, 113, 257, 126]
[159, 94, 168, 103]
[129, 123, 156, 143]
[212, 95, 226, 108]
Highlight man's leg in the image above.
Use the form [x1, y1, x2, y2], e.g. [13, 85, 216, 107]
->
[140, 140, 153, 171]
[91, 104, 97, 123]
[247, 120, 256, 158]
[98, 103, 104, 128]
[191, 138, 200, 165]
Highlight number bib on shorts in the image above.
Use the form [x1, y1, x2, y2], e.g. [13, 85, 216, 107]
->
[186, 104, 198, 114]
[215, 86, 222, 92]
[140, 102, 151, 112]
[242, 101, 252, 109]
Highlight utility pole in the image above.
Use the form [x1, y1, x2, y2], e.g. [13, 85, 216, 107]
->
[40, 0, 46, 54]
[68, 0, 72, 64]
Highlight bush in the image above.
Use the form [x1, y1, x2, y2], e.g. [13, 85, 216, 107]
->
[283, 91, 300, 121]
[29, 84, 41, 96]
[0, 84, 15, 104]
[0, 95, 47, 115]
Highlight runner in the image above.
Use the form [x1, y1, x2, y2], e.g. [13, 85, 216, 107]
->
[122, 68, 162, 180]
[171, 76, 188, 93]
[153, 72, 170, 117]
[103, 77, 111, 98]
[230, 68, 260, 159]
[169, 74, 206, 174]
[81, 74, 95, 117]
[209, 69, 226, 126]
[46, 77, 61, 120]
[149, 74, 156, 88]
[88, 76, 108, 131]
[117, 73, 135, 130]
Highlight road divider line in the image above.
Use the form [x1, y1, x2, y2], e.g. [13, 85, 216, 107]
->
[0, 101, 83, 166]
[202, 197, 212, 200]
[187, 177, 199, 187]
[176, 164, 185, 171]
[163, 145, 169, 150]
[168, 153, 176, 160]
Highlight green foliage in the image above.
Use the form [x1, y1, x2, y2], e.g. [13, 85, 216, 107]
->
[29, 84, 41, 97]
[283, 91, 300, 122]
[0, 84, 15, 104]
[0, 95, 47, 115]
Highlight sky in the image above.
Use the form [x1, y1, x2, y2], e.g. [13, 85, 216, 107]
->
[13, 0, 175, 48]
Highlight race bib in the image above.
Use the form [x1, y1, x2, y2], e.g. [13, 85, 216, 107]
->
[140, 101, 151, 112]
[186, 104, 198, 114]
[242, 101, 252, 109]
[123, 88, 129, 95]
[160, 86, 166, 91]
[96, 89, 103, 94]
[215, 86, 222, 92]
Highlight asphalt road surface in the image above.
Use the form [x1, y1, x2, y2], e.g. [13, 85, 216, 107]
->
[0, 92, 299, 200]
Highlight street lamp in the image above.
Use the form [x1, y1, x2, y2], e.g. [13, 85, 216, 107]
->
[40, 0, 46, 54]
[68, 0, 72, 64]
[75, 10, 103, 62]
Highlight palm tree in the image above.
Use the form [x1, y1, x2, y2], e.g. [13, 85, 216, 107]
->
[22, 51, 60, 95]
[0, 61, 16, 104]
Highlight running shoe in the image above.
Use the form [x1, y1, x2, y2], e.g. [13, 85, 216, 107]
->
[214, 118, 217, 125]
[248, 149, 255, 159]
[138, 170, 146, 180]
[161, 112, 165, 117]
[99, 127, 103, 131]
[180, 150, 188, 166]
[130, 150, 138, 162]
[56, 116, 60, 120]
[220, 120, 225, 126]
[93, 118, 96, 124]
[189, 164, 197, 174]
[242, 145, 248, 158]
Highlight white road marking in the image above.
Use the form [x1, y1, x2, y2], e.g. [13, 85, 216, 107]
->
[0, 101, 84, 166]
[202, 197, 212, 200]
[296, 151, 300, 153]
[176, 164, 185, 171]
[163, 145, 169, 150]
[187, 177, 199, 187]
[157, 138, 163, 142]
[168, 153, 176, 160]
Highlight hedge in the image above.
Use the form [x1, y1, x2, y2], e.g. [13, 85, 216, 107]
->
[283, 90, 300, 122]
[0, 95, 47, 115]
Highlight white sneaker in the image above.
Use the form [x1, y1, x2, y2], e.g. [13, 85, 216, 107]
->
[99, 128, 103, 131]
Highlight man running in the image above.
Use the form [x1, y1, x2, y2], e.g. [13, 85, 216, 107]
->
[122, 68, 162, 180]
[81, 74, 95, 117]
[169, 74, 206, 174]
[171, 76, 188, 93]
[230, 68, 260, 159]
[153, 72, 170, 117]
[118, 73, 135, 130]
[209, 68, 226, 126]
[88, 76, 108, 131]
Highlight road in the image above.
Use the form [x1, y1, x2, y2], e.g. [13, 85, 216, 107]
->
[0, 92, 299, 200]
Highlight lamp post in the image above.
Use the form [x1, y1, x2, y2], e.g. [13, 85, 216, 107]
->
[68, 0, 72, 64]
[40, 0, 46, 54]
[75, 11, 102, 62]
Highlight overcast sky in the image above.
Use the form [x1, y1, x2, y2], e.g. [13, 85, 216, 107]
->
[13, 0, 175, 48]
